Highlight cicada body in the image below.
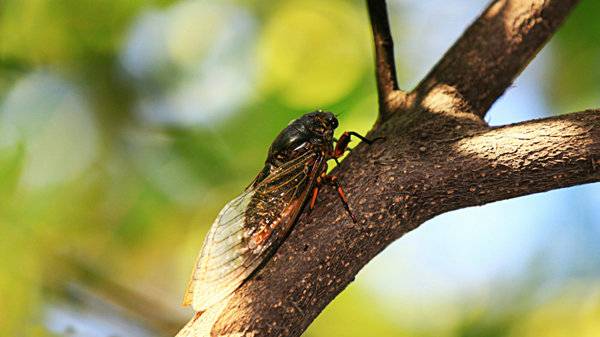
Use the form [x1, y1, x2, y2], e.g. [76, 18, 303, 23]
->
[183, 110, 371, 313]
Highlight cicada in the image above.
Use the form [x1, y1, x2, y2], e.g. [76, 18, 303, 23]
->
[183, 110, 378, 314]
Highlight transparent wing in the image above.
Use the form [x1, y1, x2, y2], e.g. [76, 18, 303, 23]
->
[184, 151, 323, 312]
[182, 190, 254, 311]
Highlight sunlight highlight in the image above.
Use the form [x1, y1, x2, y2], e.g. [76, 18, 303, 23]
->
[455, 118, 591, 166]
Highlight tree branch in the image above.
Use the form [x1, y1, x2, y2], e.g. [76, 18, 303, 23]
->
[427, 109, 600, 214]
[413, 0, 579, 119]
[179, 107, 600, 336]
[174, 1, 594, 336]
[367, 0, 402, 119]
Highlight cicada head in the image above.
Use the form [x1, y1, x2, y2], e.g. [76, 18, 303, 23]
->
[268, 110, 338, 165]
[302, 109, 338, 140]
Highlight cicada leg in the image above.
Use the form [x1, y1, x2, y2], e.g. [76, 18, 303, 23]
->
[316, 131, 384, 222]
[308, 174, 324, 212]
[309, 185, 320, 210]
[309, 170, 357, 223]
[321, 174, 357, 223]
[333, 131, 385, 159]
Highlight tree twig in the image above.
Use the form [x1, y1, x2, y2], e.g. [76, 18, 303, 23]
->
[367, 0, 402, 119]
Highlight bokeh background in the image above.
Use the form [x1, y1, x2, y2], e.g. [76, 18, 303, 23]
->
[1, 0, 599, 336]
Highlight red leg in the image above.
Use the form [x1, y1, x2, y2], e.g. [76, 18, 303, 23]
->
[333, 131, 384, 159]
[309, 186, 319, 210]
[322, 175, 357, 223]
[319, 132, 382, 222]
[308, 174, 324, 213]
[333, 132, 352, 158]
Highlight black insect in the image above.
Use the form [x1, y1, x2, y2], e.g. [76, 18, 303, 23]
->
[183, 110, 380, 314]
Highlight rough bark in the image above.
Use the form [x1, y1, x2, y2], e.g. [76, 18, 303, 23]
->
[175, 0, 596, 336]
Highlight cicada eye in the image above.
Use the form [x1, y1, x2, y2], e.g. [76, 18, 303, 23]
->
[323, 113, 338, 129]
[330, 117, 338, 129]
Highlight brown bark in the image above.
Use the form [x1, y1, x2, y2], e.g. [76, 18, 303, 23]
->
[175, 0, 596, 336]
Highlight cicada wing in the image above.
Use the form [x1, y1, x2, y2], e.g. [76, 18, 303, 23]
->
[184, 151, 324, 312]
[183, 190, 254, 311]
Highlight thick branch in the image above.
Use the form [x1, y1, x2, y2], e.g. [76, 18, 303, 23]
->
[367, 0, 401, 119]
[174, 1, 589, 336]
[178, 109, 600, 336]
[413, 0, 578, 118]
[428, 110, 600, 213]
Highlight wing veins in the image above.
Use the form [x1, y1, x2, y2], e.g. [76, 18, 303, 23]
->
[186, 151, 324, 311]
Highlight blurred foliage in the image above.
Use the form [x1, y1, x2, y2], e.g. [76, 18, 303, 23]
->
[258, 0, 370, 107]
[306, 284, 408, 337]
[509, 283, 600, 337]
[0, 0, 598, 336]
[550, 0, 600, 113]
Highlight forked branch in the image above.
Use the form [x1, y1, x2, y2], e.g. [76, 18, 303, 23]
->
[174, 0, 593, 336]
[180, 107, 600, 337]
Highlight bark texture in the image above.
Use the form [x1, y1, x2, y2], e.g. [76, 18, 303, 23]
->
[175, 0, 598, 336]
